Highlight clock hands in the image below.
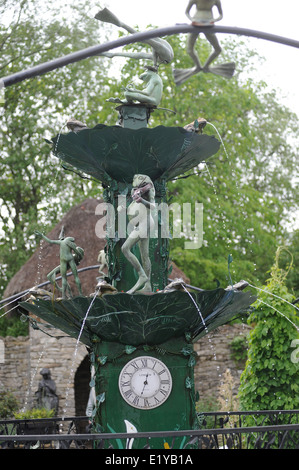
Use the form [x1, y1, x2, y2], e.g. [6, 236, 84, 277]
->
[141, 373, 149, 396]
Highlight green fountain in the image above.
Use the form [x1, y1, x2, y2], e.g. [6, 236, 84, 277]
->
[21, 6, 256, 449]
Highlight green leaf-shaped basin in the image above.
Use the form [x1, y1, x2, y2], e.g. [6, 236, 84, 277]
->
[20, 289, 255, 347]
[51, 125, 220, 184]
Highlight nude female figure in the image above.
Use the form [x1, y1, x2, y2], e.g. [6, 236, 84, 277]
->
[121, 174, 155, 294]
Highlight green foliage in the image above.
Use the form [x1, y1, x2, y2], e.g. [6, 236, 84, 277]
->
[14, 407, 55, 419]
[196, 394, 219, 428]
[280, 230, 299, 296]
[0, 389, 19, 418]
[229, 336, 248, 364]
[0, 0, 118, 296]
[0, 315, 28, 337]
[239, 248, 299, 415]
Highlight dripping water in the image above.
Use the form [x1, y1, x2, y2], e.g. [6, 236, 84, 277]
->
[35, 119, 69, 286]
[0, 290, 31, 319]
[246, 282, 299, 332]
[22, 343, 46, 412]
[182, 284, 208, 334]
[258, 299, 299, 332]
[206, 121, 257, 282]
[206, 121, 230, 161]
[61, 289, 99, 421]
[53, 120, 68, 155]
[247, 282, 299, 314]
[204, 161, 228, 244]
[182, 285, 221, 378]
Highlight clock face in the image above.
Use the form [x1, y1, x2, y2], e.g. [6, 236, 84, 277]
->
[118, 356, 172, 409]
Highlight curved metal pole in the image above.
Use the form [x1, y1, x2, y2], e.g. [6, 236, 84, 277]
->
[1, 24, 299, 87]
[0, 262, 203, 305]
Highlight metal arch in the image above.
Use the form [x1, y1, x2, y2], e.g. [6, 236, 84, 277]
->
[1, 24, 299, 87]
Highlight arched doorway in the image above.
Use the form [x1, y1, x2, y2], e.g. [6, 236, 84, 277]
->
[74, 355, 91, 425]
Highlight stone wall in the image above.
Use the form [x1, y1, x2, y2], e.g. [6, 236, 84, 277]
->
[0, 335, 31, 406]
[0, 328, 88, 417]
[194, 324, 250, 407]
[28, 326, 88, 417]
[0, 323, 250, 416]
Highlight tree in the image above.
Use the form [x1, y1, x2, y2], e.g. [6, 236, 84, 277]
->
[0, 0, 117, 295]
[238, 247, 299, 413]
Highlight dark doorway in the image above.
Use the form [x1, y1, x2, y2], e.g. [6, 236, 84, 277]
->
[74, 354, 90, 429]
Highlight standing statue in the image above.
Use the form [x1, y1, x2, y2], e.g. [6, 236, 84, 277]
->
[173, 0, 235, 85]
[35, 368, 59, 414]
[34, 227, 84, 299]
[94, 8, 174, 67]
[121, 174, 155, 294]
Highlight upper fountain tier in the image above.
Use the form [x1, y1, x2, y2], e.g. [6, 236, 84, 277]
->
[50, 123, 220, 185]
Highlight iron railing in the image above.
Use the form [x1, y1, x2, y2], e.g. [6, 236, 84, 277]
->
[1, 410, 298, 449]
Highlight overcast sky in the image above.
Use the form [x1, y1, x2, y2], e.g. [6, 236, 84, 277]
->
[90, 0, 299, 117]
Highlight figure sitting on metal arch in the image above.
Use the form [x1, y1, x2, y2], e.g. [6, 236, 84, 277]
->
[173, 0, 235, 85]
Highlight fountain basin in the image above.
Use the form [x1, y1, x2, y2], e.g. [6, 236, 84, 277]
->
[20, 289, 256, 347]
[50, 124, 220, 184]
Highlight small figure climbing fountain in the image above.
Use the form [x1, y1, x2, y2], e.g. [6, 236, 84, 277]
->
[20, 5, 256, 449]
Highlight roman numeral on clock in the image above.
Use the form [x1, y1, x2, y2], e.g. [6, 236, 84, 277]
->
[132, 396, 139, 406]
[140, 358, 148, 368]
[120, 380, 130, 387]
[124, 389, 133, 399]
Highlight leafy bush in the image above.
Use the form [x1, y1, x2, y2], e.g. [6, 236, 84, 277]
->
[14, 408, 55, 419]
[239, 248, 299, 415]
[0, 389, 19, 418]
[0, 315, 29, 337]
[230, 336, 248, 364]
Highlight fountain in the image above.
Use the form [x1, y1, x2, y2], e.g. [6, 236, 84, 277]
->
[20, 5, 257, 449]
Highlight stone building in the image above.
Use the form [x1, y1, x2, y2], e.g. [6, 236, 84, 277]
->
[0, 199, 250, 417]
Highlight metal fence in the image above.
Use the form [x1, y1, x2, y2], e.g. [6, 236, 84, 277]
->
[1, 410, 299, 449]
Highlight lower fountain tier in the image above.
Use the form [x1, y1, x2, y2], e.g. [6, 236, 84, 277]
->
[20, 288, 256, 347]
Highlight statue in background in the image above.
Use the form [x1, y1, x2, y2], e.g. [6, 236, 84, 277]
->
[173, 0, 235, 85]
[35, 368, 59, 414]
[121, 174, 155, 294]
[34, 227, 84, 299]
